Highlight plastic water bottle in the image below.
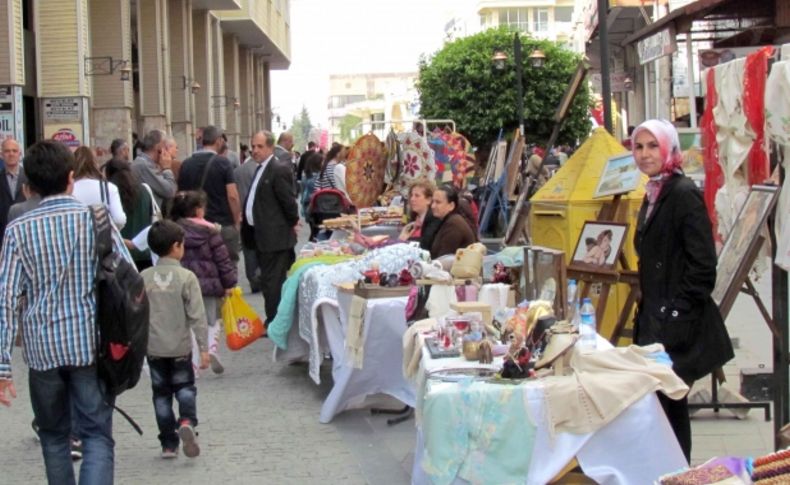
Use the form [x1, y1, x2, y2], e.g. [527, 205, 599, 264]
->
[579, 298, 597, 352]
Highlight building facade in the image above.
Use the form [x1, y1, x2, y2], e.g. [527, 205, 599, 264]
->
[327, 72, 418, 145]
[0, 0, 290, 158]
[445, 0, 578, 49]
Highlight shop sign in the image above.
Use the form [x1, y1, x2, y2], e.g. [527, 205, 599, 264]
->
[44, 97, 81, 122]
[52, 128, 81, 149]
[637, 26, 677, 65]
[0, 87, 14, 142]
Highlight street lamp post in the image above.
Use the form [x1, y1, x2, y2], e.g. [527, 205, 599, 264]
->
[493, 33, 546, 138]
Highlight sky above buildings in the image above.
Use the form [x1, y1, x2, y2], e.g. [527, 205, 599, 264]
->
[270, 0, 473, 131]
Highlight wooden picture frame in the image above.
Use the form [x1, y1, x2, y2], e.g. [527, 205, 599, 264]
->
[569, 221, 629, 273]
[593, 152, 642, 198]
[712, 185, 780, 313]
[523, 246, 568, 319]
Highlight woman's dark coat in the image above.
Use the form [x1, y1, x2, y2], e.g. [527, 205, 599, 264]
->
[430, 212, 478, 259]
[634, 173, 734, 383]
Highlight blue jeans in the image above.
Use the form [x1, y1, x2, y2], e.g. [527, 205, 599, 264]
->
[148, 355, 197, 449]
[28, 365, 115, 485]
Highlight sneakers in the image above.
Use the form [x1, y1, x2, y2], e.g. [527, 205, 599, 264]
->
[161, 447, 178, 459]
[70, 438, 83, 461]
[177, 420, 200, 458]
[209, 354, 225, 374]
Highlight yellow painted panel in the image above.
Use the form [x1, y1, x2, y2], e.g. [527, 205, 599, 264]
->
[37, 3, 84, 96]
[0, 1, 10, 85]
[529, 128, 646, 339]
[12, 0, 24, 85]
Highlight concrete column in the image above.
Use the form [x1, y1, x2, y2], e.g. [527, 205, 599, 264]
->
[253, 55, 264, 132]
[136, 0, 170, 134]
[0, 0, 26, 145]
[192, 10, 213, 126]
[210, 15, 225, 129]
[263, 61, 271, 132]
[222, 33, 240, 150]
[36, 0, 92, 148]
[238, 47, 253, 142]
[88, 0, 133, 158]
[169, 0, 194, 156]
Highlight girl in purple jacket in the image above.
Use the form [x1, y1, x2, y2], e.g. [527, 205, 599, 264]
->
[169, 190, 238, 374]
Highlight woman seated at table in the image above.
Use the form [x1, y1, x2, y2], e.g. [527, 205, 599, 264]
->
[399, 179, 441, 250]
[429, 184, 478, 258]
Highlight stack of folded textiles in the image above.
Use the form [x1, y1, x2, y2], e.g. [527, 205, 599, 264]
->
[752, 448, 790, 483]
[658, 456, 752, 484]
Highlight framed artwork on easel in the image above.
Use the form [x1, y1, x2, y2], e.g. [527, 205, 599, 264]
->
[593, 153, 642, 198]
[569, 221, 629, 272]
[712, 184, 780, 315]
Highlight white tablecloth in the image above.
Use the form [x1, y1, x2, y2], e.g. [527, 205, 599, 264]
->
[412, 344, 687, 485]
[305, 293, 414, 423]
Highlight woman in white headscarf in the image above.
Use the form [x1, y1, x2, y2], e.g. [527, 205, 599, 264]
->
[632, 119, 734, 464]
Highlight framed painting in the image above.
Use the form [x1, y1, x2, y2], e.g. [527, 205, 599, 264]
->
[593, 152, 642, 198]
[569, 221, 629, 272]
[712, 185, 780, 314]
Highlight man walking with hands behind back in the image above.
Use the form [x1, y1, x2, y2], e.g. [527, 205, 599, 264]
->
[241, 131, 299, 325]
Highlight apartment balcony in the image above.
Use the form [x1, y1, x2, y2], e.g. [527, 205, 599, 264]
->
[193, 0, 242, 9]
[214, 0, 291, 69]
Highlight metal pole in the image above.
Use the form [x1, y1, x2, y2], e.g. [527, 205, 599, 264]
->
[686, 36, 698, 127]
[597, 0, 613, 133]
[514, 33, 525, 137]
[644, 65, 650, 119]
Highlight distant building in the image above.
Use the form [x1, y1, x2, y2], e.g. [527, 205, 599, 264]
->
[327, 72, 418, 145]
[444, 0, 579, 51]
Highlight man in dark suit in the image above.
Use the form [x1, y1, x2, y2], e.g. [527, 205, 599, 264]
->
[242, 131, 299, 325]
[0, 138, 27, 236]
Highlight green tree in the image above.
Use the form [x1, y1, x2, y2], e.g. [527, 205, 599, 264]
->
[417, 27, 591, 148]
[289, 106, 313, 152]
[338, 114, 362, 144]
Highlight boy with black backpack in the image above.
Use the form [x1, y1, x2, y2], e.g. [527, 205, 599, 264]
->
[141, 220, 209, 459]
[0, 140, 134, 484]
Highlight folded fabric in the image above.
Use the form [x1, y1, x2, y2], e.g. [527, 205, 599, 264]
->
[345, 295, 367, 369]
[402, 318, 436, 380]
[479, 283, 510, 315]
[542, 344, 689, 435]
[426, 284, 458, 318]
[269, 261, 335, 349]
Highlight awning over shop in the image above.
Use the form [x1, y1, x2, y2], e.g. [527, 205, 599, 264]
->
[621, 0, 785, 47]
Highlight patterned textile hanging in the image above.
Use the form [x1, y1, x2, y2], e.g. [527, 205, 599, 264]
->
[345, 133, 387, 208]
[396, 131, 436, 195]
[701, 68, 724, 241]
[742, 46, 774, 185]
[428, 129, 475, 188]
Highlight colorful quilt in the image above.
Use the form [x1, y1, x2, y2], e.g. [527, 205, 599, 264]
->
[396, 131, 436, 195]
[345, 133, 387, 208]
[428, 129, 476, 188]
[384, 129, 402, 185]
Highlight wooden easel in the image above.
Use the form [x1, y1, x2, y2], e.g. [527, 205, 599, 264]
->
[567, 194, 634, 334]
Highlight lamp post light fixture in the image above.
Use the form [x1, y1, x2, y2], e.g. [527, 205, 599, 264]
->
[180, 76, 201, 94]
[492, 34, 546, 137]
[492, 50, 508, 70]
[84, 56, 131, 81]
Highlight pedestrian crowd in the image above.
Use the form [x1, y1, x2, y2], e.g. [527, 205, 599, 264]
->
[0, 125, 307, 483]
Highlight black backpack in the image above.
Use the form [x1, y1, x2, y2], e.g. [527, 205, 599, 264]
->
[90, 206, 150, 430]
